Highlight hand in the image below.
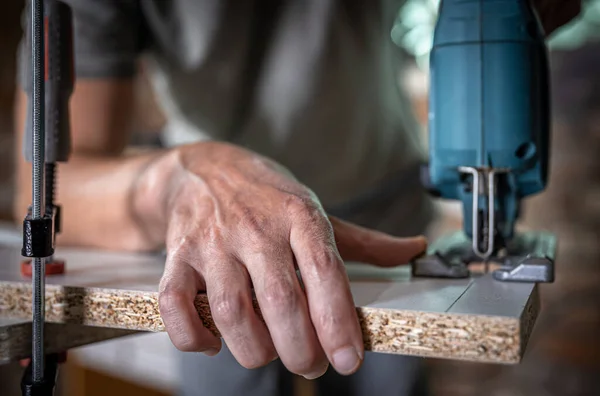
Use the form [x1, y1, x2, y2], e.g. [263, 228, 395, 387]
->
[138, 142, 426, 379]
[533, 0, 581, 35]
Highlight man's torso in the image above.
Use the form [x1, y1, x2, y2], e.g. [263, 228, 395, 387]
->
[140, 0, 427, 212]
[18, 0, 432, 234]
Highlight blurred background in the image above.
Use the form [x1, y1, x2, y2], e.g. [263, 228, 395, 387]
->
[0, 1, 599, 395]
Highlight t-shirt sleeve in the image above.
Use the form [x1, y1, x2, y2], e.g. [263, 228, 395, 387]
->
[17, 0, 147, 90]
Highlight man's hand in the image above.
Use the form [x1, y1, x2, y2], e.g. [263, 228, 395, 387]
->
[136, 142, 426, 379]
[534, 0, 582, 36]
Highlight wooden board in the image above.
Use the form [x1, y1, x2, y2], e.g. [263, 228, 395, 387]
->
[0, 229, 540, 365]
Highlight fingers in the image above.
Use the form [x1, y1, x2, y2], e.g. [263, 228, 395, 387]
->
[243, 242, 329, 379]
[204, 255, 277, 369]
[329, 215, 427, 267]
[159, 258, 221, 355]
[288, 203, 364, 376]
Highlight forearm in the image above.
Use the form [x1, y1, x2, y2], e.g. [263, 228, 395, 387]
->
[14, 149, 173, 252]
[13, 79, 176, 252]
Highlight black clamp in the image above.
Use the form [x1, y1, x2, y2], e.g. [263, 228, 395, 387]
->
[21, 210, 55, 259]
[20, 354, 59, 396]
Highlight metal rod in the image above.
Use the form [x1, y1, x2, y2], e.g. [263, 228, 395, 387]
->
[30, 0, 46, 383]
[459, 166, 495, 259]
[32, 257, 45, 382]
[469, 168, 482, 257]
[486, 170, 497, 258]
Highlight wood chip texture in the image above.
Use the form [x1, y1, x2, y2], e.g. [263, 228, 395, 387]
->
[0, 237, 540, 365]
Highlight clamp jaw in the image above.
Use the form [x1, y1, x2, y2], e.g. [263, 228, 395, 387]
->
[411, 0, 555, 283]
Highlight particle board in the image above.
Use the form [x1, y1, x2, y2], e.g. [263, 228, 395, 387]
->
[0, 229, 540, 365]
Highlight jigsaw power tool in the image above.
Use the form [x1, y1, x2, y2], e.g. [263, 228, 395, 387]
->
[412, 0, 556, 283]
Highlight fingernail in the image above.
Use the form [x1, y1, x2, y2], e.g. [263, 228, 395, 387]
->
[303, 363, 329, 380]
[331, 346, 361, 375]
[202, 348, 220, 357]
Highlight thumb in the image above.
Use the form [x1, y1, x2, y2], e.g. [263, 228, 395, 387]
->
[328, 215, 427, 267]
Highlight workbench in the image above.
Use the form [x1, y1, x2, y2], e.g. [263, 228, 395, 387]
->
[0, 220, 541, 372]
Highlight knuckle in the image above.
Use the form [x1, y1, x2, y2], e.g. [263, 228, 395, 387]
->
[239, 207, 270, 237]
[169, 204, 194, 224]
[210, 292, 246, 328]
[315, 309, 345, 334]
[262, 276, 299, 312]
[285, 195, 321, 219]
[309, 247, 343, 276]
[158, 288, 188, 317]
[166, 236, 196, 265]
[284, 194, 309, 212]
[285, 196, 334, 244]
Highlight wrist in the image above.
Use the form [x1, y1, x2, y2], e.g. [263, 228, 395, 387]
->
[131, 147, 182, 250]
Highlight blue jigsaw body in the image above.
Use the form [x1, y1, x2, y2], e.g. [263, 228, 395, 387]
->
[413, 0, 556, 283]
[429, 0, 550, 245]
